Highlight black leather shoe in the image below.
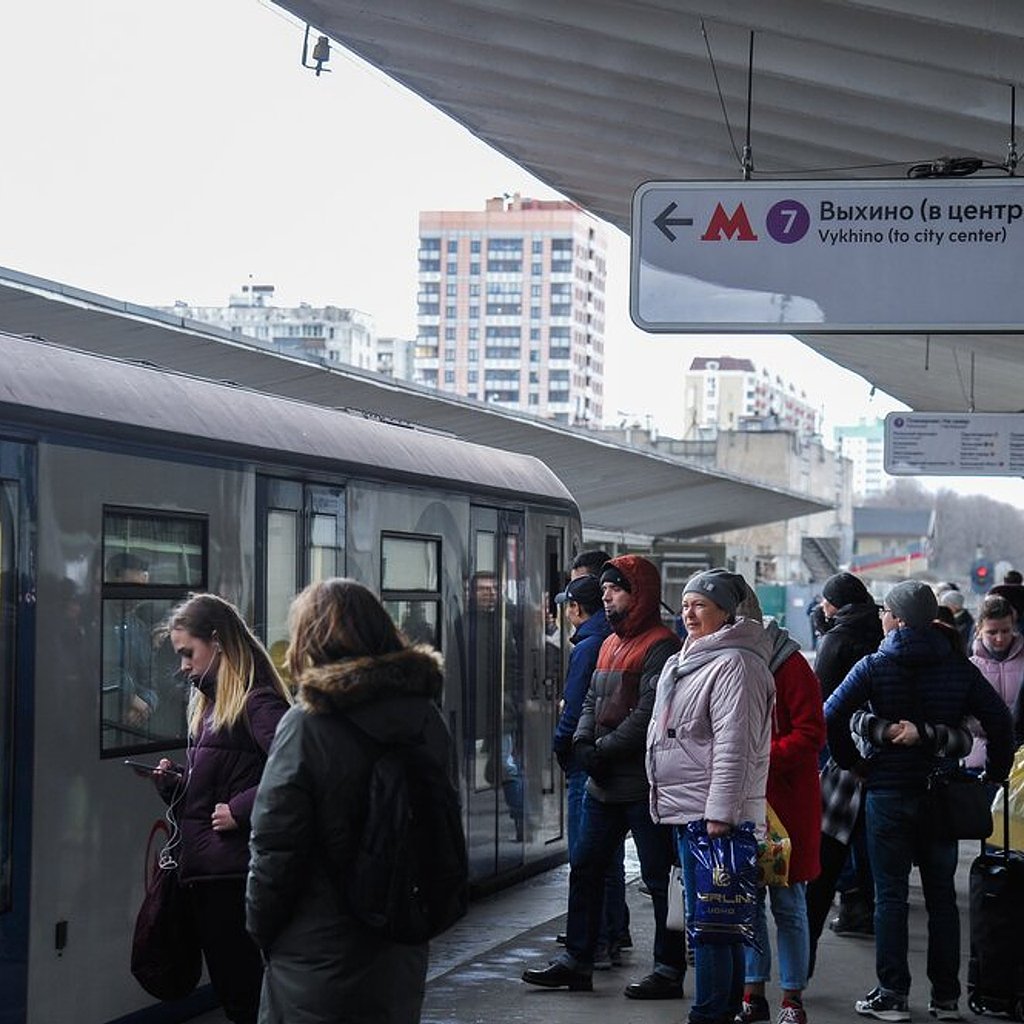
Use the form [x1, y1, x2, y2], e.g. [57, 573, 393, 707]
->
[555, 932, 567, 945]
[522, 962, 593, 991]
[624, 972, 684, 999]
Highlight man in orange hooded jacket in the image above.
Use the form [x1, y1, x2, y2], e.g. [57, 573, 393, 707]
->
[523, 555, 685, 999]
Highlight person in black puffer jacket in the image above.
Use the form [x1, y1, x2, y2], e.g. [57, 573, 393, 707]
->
[246, 579, 452, 1024]
[814, 572, 883, 701]
[806, 571, 883, 959]
[825, 580, 1013, 1022]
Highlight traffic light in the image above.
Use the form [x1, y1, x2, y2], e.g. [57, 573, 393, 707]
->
[971, 558, 994, 593]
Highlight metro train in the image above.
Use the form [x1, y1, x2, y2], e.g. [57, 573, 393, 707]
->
[0, 331, 581, 1024]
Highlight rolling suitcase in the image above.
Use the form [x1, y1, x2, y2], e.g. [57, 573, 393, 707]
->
[968, 784, 1024, 1019]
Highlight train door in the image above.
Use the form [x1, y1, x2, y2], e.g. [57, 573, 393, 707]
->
[256, 478, 345, 665]
[0, 442, 33, 1024]
[466, 506, 524, 880]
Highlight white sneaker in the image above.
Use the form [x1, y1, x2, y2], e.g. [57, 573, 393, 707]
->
[855, 988, 911, 1022]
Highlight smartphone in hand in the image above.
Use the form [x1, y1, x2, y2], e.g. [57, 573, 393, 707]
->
[123, 759, 182, 778]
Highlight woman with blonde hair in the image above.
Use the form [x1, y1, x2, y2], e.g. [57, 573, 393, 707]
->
[246, 578, 452, 1024]
[152, 593, 291, 1024]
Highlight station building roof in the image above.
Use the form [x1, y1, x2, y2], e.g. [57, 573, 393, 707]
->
[273, 0, 1024, 415]
[0, 266, 827, 539]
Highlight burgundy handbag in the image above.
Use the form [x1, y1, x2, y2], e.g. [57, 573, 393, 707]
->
[131, 865, 202, 1001]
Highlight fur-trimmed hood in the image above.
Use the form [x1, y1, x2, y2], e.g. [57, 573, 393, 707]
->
[297, 644, 444, 717]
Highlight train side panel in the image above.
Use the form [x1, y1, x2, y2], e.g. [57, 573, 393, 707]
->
[27, 442, 253, 1024]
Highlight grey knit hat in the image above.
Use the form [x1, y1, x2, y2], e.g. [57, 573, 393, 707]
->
[683, 568, 748, 616]
[885, 579, 938, 629]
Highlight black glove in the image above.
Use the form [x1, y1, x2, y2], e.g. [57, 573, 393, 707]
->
[574, 740, 607, 781]
[553, 737, 573, 773]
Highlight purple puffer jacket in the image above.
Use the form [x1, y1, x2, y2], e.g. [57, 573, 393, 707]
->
[158, 673, 289, 882]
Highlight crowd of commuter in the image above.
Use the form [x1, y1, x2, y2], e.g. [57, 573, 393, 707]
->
[136, 555, 1024, 1024]
[523, 557, 1022, 1024]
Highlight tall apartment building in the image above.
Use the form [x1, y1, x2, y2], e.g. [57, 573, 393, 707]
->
[682, 357, 819, 437]
[834, 418, 890, 498]
[165, 285, 378, 372]
[417, 195, 605, 425]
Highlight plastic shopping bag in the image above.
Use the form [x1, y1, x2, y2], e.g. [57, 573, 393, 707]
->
[684, 820, 759, 949]
[757, 802, 791, 887]
[989, 745, 1024, 851]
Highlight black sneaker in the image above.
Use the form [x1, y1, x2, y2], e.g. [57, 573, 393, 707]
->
[855, 988, 910, 1022]
[734, 994, 771, 1022]
[830, 907, 874, 938]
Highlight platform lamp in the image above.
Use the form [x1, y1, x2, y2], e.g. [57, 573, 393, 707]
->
[301, 24, 331, 77]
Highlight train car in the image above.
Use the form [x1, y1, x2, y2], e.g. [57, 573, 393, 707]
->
[0, 331, 581, 1024]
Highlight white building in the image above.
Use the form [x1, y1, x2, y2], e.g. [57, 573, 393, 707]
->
[417, 195, 606, 425]
[682, 357, 819, 438]
[165, 285, 377, 371]
[834, 419, 891, 499]
[377, 336, 416, 381]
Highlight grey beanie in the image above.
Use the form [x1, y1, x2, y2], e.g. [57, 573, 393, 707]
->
[885, 579, 938, 629]
[683, 568, 748, 616]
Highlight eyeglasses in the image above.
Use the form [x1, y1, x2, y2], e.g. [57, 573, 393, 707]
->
[880, 606, 892, 617]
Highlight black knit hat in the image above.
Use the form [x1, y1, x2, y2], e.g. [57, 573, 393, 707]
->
[822, 571, 871, 610]
[599, 563, 631, 592]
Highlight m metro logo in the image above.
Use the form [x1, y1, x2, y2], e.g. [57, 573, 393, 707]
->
[700, 202, 758, 241]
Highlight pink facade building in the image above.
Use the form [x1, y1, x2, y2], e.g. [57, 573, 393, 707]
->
[416, 195, 605, 425]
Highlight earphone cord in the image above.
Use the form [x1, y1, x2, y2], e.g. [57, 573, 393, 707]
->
[158, 655, 215, 869]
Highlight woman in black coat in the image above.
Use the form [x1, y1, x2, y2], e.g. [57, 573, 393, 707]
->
[246, 578, 452, 1024]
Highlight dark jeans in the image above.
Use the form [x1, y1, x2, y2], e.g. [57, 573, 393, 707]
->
[563, 792, 683, 974]
[566, 769, 627, 946]
[865, 789, 960, 1003]
[186, 878, 263, 1024]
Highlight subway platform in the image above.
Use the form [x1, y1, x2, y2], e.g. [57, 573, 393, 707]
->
[194, 843, 977, 1024]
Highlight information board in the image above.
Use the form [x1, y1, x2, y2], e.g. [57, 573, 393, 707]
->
[631, 179, 1024, 332]
[884, 412, 1024, 476]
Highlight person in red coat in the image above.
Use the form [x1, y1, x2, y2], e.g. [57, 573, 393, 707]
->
[735, 587, 826, 1024]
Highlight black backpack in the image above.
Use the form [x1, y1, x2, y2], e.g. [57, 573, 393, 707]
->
[345, 726, 469, 944]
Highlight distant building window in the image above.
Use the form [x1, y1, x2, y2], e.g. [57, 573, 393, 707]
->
[532, 263, 543, 276]
[447, 240, 458, 253]
[447, 261, 457, 275]
[421, 237, 442, 250]
[532, 240, 543, 254]
[444, 370, 455, 383]
[444, 327, 456, 340]
[446, 305, 456, 318]
[470, 240, 481, 253]
[446, 283, 458, 297]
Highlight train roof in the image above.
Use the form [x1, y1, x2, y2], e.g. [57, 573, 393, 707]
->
[0, 331, 577, 508]
[0, 268, 832, 538]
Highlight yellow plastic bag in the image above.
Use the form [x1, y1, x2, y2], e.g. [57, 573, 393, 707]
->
[989, 746, 1024, 850]
[757, 803, 791, 887]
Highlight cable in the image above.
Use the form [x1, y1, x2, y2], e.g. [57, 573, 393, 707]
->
[907, 156, 987, 179]
[700, 20, 743, 169]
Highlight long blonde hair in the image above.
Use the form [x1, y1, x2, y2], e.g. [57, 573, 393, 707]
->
[164, 592, 292, 735]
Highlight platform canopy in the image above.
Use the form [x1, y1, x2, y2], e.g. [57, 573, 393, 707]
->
[0, 267, 828, 539]
[273, 0, 1024, 413]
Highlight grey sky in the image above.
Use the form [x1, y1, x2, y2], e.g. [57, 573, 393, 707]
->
[4, 0, 1019, 501]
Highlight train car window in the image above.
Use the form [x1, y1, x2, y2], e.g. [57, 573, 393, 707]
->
[100, 510, 206, 757]
[381, 534, 441, 650]
[265, 509, 299, 669]
[0, 481, 16, 912]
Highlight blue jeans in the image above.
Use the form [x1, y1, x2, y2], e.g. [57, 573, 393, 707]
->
[865, 789, 960, 1002]
[744, 882, 809, 992]
[563, 793, 683, 974]
[566, 771, 626, 946]
[679, 826, 745, 1024]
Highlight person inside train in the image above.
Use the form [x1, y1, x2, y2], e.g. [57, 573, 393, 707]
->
[103, 552, 160, 740]
[246, 578, 453, 1024]
[150, 593, 292, 1024]
[523, 555, 684, 999]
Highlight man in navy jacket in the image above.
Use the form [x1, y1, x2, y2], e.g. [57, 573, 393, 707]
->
[825, 579, 1013, 1023]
